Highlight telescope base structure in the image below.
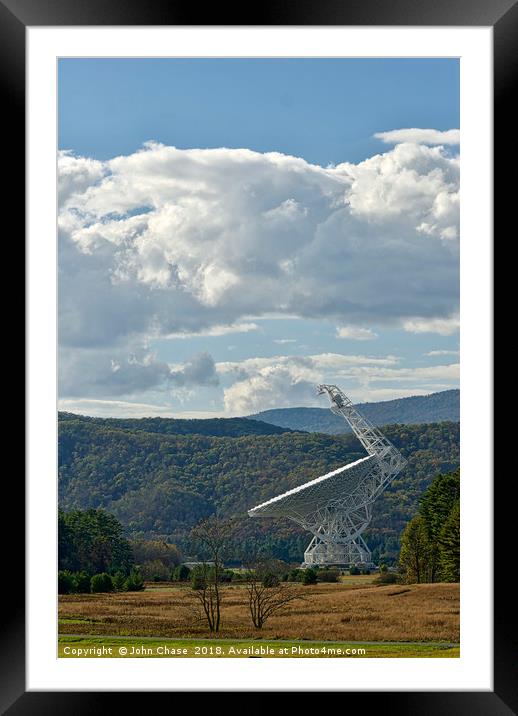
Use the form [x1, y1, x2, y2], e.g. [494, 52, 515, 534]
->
[302, 534, 372, 568]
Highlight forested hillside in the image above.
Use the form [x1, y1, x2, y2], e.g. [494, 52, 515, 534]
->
[58, 412, 292, 437]
[250, 389, 459, 434]
[58, 416, 459, 564]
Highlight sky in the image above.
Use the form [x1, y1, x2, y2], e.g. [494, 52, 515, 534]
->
[58, 58, 460, 418]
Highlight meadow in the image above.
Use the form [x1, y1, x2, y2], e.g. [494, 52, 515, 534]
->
[58, 577, 460, 652]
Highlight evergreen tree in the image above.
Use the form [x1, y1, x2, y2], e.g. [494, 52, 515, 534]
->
[58, 508, 134, 576]
[90, 573, 114, 593]
[172, 564, 191, 582]
[125, 570, 145, 592]
[74, 571, 92, 593]
[438, 500, 460, 582]
[399, 516, 432, 584]
[112, 571, 128, 592]
[58, 509, 74, 571]
[419, 469, 460, 581]
[58, 570, 76, 595]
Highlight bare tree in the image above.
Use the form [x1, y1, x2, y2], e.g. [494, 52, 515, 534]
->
[244, 558, 304, 629]
[189, 516, 235, 633]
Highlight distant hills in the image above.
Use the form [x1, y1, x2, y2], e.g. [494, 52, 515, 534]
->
[59, 389, 459, 439]
[249, 389, 459, 435]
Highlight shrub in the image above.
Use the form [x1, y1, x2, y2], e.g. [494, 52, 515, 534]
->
[288, 568, 303, 582]
[301, 568, 318, 585]
[349, 565, 360, 575]
[171, 564, 191, 582]
[90, 572, 114, 593]
[112, 571, 127, 592]
[74, 571, 92, 593]
[125, 570, 145, 592]
[140, 559, 170, 582]
[58, 570, 76, 594]
[262, 572, 280, 588]
[361, 568, 371, 575]
[191, 570, 207, 590]
[189, 564, 228, 589]
[316, 569, 339, 583]
[376, 571, 399, 585]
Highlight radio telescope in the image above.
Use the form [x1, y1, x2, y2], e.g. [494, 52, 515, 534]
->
[248, 384, 407, 567]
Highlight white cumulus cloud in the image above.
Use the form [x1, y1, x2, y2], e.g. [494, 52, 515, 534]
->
[336, 326, 377, 340]
[374, 128, 460, 146]
[217, 352, 458, 415]
[58, 137, 459, 403]
[165, 322, 259, 339]
[424, 349, 459, 357]
[403, 315, 460, 336]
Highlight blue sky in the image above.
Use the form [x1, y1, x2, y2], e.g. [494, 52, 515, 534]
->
[59, 58, 459, 165]
[58, 58, 460, 417]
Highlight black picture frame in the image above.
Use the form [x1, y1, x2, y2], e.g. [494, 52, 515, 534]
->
[7, 0, 504, 709]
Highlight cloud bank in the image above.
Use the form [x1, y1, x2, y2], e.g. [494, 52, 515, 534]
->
[217, 353, 459, 415]
[58, 133, 459, 409]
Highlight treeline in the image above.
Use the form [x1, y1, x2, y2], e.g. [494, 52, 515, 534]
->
[171, 564, 343, 587]
[58, 412, 291, 437]
[59, 508, 134, 574]
[58, 508, 183, 593]
[399, 468, 460, 583]
[58, 508, 141, 594]
[58, 418, 459, 564]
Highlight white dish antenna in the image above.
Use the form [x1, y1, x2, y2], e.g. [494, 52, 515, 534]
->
[248, 384, 407, 567]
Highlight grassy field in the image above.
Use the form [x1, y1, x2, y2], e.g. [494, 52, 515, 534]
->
[59, 634, 459, 658]
[59, 578, 459, 649]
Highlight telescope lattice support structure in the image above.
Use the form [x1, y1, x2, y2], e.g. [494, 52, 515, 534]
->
[248, 384, 407, 568]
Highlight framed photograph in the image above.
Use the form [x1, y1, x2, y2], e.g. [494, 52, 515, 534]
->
[7, 0, 505, 707]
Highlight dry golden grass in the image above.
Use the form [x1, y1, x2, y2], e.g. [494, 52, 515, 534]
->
[59, 581, 459, 643]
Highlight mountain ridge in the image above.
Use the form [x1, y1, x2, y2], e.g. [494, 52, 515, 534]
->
[249, 389, 459, 435]
[58, 412, 293, 437]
